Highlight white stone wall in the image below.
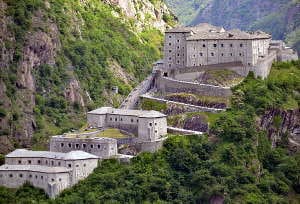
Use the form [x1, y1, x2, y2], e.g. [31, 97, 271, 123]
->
[186, 39, 253, 67]
[67, 159, 98, 184]
[50, 137, 117, 159]
[0, 170, 70, 198]
[87, 114, 107, 128]
[5, 157, 67, 167]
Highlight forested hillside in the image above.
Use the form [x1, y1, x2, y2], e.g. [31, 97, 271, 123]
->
[0, 0, 175, 153]
[0, 61, 299, 203]
[165, 0, 300, 54]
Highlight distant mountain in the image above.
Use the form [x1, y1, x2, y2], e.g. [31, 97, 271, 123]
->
[165, 0, 300, 54]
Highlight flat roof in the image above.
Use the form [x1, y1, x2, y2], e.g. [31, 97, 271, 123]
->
[166, 23, 224, 34]
[0, 164, 71, 173]
[6, 149, 99, 160]
[88, 107, 166, 118]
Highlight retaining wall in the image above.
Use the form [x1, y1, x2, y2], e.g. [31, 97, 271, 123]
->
[157, 76, 232, 97]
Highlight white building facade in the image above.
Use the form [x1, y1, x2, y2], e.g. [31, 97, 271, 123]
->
[0, 149, 99, 198]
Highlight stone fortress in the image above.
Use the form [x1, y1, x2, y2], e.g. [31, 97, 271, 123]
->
[0, 107, 168, 198]
[0, 23, 298, 198]
[0, 149, 98, 198]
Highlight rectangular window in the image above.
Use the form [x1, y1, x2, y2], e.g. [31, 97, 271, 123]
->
[213, 44, 217, 47]
[221, 44, 224, 47]
[200, 53, 203, 56]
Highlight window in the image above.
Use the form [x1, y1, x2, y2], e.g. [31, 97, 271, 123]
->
[200, 53, 203, 56]
[131, 119, 134, 123]
[239, 53, 242, 56]
[76, 144, 80, 149]
[0, 174, 2, 178]
[230, 53, 233, 56]
[115, 118, 117, 121]
[177, 39, 180, 42]
[84, 164, 86, 167]
[68, 164, 72, 168]
[28, 160, 31, 164]
[177, 54, 180, 56]
[61, 143, 64, 147]
[203, 44, 206, 47]
[169, 43, 171, 46]
[19, 174, 23, 178]
[169, 50, 172, 53]
[177, 60, 180, 63]
[59, 178, 62, 182]
[213, 44, 217, 47]
[76, 164, 79, 167]
[110, 118, 112, 121]
[240, 44, 243, 47]
[97, 144, 101, 149]
[169, 57, 171, 60]
[211, 53, 214, 56]
[177, 46, 179, 49]
[35, 175, 38, 179]
[137, 119, 139, 122]
[41, 176, 43, 179]
[221, 53, 224, 56]
[46, 160, 48, 165]
[9, 174, 13, 178]
[155, 123, 157, 126]
[230, 44, 233, 47]
[90, 144, 94, 149]
[38, 160, 41, 164]
[83, 143, 86, 148]
[248, 63, 251, 66]
[18, 160, 21, 164]
[58, 162, 61, 166]
[149, 123, 152, 126]
[221, 44, 224, 47]
[169, 35, 172, 38]
[68, 143, 71, 148]
[155, 130, 158, 133]
[51, 161, 54, 166]
[169, 64, 171, 68]
[51, 178, 55, 182]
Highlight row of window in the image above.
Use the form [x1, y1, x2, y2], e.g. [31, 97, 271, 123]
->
[1, 173, 63, 182]
[109, 117, 138, 123]
[168, 43, 244, 49]
[17, 159, 61, 166]
[192, 52, 244, 57]
[61, 143, 105, 150]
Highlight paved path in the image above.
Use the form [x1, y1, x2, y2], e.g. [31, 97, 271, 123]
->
[167, 126, 203, 135]
[120, 74, 154, 109]
[140, 94, 226, 113]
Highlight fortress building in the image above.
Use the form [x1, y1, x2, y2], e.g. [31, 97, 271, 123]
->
[50, 135, 117, 159]
[87, 107, 167, 144]
[159, 23, 298, 78]
[0, 149, 98, 198]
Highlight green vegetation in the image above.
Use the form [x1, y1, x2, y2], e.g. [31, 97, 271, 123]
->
[1, 0, 168, 147]
[167, 111, 222, 128]
[96, 128, 129, 139]
[141, 97, 167, 112]
[200, 69, 244, 87]
[1, 61, 299, 203]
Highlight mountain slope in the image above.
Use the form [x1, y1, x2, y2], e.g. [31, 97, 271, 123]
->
[0, 0, 175, 153]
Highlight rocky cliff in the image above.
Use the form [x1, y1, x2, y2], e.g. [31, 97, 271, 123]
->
[260, 109, 300, 152]
[0, 0, 175, 153]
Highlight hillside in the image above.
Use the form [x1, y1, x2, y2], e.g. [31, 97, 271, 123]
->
[165, 0, 300, 54]
[0, 0, 176, 153]
[0, 61, 299, 203]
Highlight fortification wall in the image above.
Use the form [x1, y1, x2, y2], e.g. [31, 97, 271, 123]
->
[0, 170, 70, 198]
[251, 50, 277, 79]
[135, 139, 165, 153]
[50, 137, 117, 159]
[157, 76, 232, 97]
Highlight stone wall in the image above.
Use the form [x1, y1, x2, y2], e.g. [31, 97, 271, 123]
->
[135, 139, 166, 153]
[0, 168, 70, 198]
[251, 50, 277, 79]
[157, 76, 232, 97]
[50, 137, 117, 159]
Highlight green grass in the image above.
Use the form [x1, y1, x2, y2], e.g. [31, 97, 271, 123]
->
[140, 98, 167, 112]
[96, 128, 129, 139]
[201, 69, 244, 87]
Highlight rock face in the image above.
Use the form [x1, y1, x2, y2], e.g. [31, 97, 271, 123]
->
[105, 0, 174, 32]
[260, 109, 300, 152]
